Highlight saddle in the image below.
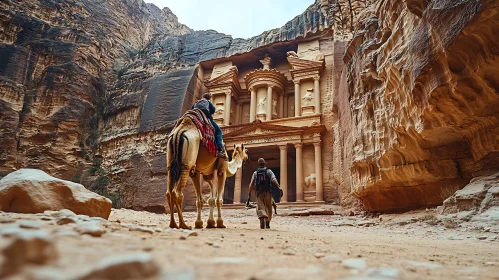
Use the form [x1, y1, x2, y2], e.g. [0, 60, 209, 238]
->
[172, 109, 218, 157]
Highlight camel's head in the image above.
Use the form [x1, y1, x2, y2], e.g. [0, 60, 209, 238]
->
[232, 144, 249, 163]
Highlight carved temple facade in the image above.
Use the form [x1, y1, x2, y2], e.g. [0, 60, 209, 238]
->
[196, 34, 345, 205]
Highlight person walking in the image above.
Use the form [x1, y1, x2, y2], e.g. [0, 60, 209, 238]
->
[248, 158, 282, 229]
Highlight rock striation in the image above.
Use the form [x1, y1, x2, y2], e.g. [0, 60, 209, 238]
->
[0, 169, 112, 219]
[335, 0, 499, 211]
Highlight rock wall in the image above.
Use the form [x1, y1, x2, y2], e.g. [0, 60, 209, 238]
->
[0, 0, 190, 180]
[335, 0, 499, 212]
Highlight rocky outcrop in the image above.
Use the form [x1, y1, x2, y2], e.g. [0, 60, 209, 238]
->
[335, 0, 499, 212]
[441, 172, 499, 214]
[0, 169, 112, 219]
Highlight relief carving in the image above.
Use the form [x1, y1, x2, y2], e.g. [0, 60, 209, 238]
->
[302, 89, 314, 106]
[257, 97, 266, 114]
[215, 106, 224, 116]
[272, 98, 278, 116]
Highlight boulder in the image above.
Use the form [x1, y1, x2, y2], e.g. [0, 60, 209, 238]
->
[0, 228, 57, 277]
[441, 172, 499, 214]
[0, 169, 112, 219]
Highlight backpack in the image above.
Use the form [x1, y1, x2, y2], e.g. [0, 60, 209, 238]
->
[255, 167, 271, 192]
[194, 99, 211, 116]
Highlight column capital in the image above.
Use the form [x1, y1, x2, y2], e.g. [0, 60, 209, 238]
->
[293, 79, 301, 85]
[278, 144, 288, 150]
[294, 143, 303, 148]
[249, 87, 255, 92]
[313, 75, 320, 81]
[225, 91, 232, 96]
[313, 142, 321, 148]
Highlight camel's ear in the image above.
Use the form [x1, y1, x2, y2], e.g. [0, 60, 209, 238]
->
[241, 143, 244, 150]
[234, 144, 236, 150]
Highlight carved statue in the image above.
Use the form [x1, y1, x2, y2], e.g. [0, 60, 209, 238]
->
[304, 173, 316, 191]
[302, 89, 314, 106]
[215, 106, 224, 116]
[286, 51, 299, 58]
[272, 98, 278, 115]
[257, 97, 266, 114]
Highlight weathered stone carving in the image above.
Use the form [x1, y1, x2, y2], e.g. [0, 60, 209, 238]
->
[257, 97, 266, 115]
[302, 89, 314, 106]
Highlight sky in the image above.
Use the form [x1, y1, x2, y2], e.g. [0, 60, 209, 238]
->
[146, 0, 315, 39]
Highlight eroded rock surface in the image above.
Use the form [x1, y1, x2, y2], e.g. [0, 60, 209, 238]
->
[335, 0, 499, 211]
[0, 169, 112, 219]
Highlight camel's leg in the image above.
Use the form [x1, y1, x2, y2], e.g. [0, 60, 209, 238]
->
[166, 181, 178, 229]
[205, 177, 216, 228]
[216, 170, 227, 228]
[174, 169, 192, 230]
[191, 171, 203, 229]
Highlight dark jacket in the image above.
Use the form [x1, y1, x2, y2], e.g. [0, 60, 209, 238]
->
[192, 99, 216, 119]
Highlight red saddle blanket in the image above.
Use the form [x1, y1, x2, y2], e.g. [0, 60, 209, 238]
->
[172, 109, 217, 157]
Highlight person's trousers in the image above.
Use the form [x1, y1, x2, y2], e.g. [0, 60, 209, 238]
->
[256, 191, 273, 222]
[209, 117, 223, 151]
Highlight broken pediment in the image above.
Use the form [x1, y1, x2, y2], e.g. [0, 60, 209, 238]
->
[205, 64, 241, 91]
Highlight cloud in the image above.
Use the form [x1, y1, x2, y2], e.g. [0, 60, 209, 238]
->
[145, 0, 314, 39]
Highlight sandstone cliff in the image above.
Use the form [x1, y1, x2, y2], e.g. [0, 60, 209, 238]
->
[335, 0, 499, 212]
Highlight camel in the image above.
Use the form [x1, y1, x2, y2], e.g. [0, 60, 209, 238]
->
[166, 116, 248, 229]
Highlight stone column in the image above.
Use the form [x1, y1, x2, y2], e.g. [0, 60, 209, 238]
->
[283, 93, 288, 118]
[235, 102, 241, 124]
[234, 168, 242, 204]
[279, 145, 288, 202]
[278, 92, 284, 118]
[266, 85, 273, 121]
[314, 76, 321, 114]
[294, 80, 301, 117]
[224, 92, 232, 125]
[250, 88, 256, 122]
[314, 142, 324, 202]
[295, 143, 304, 202]
[240, 103, 244, 124]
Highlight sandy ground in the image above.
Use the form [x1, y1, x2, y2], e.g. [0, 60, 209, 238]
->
[1, 206, 499, 280]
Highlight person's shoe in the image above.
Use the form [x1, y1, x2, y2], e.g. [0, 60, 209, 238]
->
[217, 150, 228, 160]
[265, 221, 270, 229]
[259, 218, 265, 229]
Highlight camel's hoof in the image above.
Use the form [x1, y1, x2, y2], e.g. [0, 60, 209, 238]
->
[216, 220, 226, 228]
[169, 222, 179, 229]
[206, 220, 216, 228]
[180, 224, 192, 230]
[194, 220, 203, 229]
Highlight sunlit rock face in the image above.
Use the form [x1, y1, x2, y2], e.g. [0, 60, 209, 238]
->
[336, 0, 499, 212]
[0, 0, 190, 179]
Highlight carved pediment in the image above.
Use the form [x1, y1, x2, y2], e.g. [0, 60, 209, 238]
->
[224, 122, 304, 138]
[205, 66, 241, 91]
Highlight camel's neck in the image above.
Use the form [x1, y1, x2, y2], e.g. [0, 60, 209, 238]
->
[226, 155, 244, 177]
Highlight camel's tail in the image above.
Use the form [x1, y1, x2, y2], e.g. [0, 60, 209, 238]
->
[168, 120, 190, 188]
